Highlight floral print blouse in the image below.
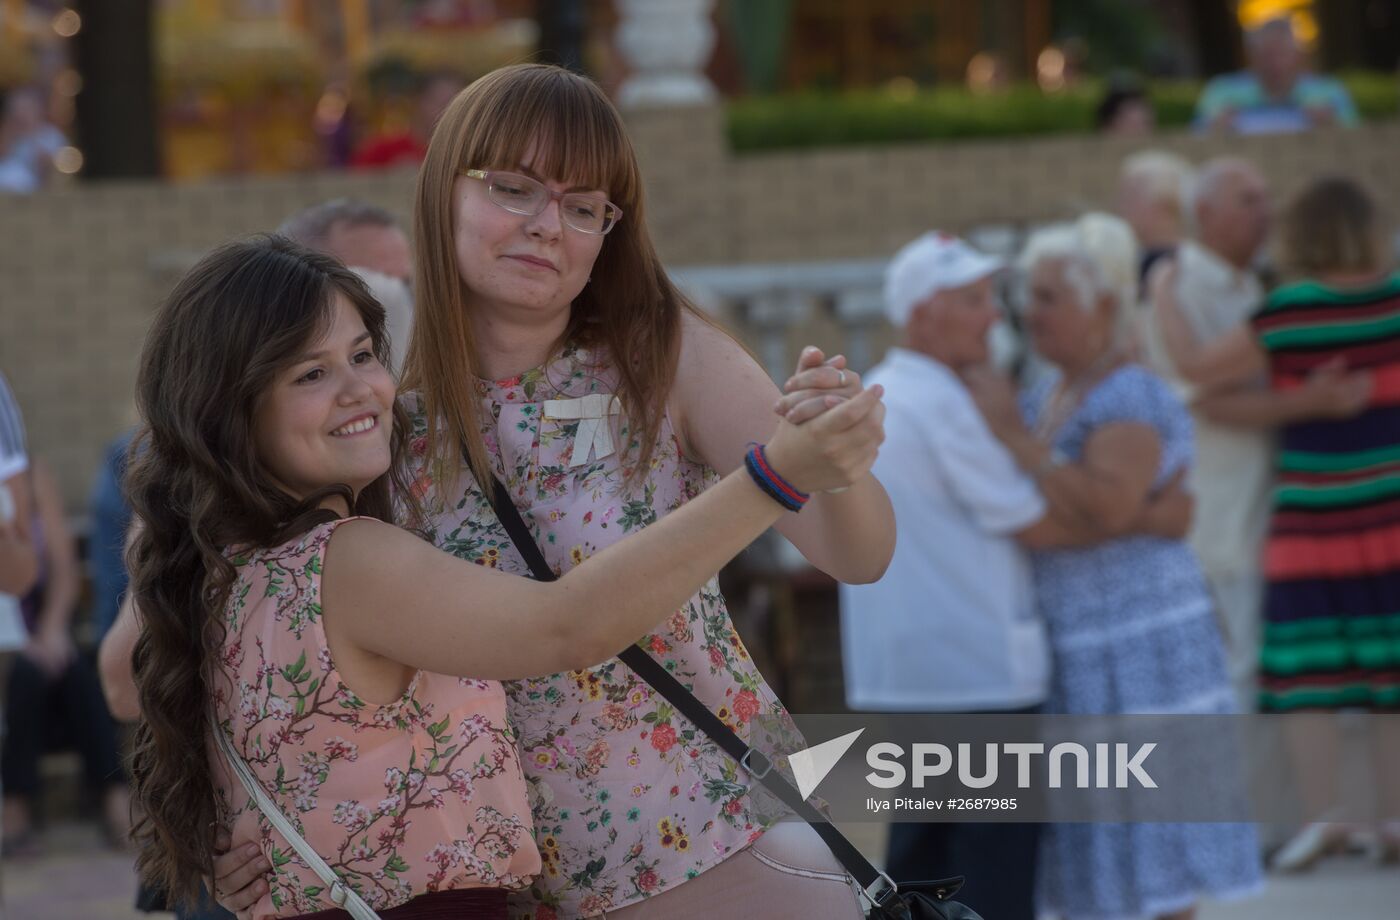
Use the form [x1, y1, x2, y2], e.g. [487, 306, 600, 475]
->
[406, 344, 796, 919]
[211, 519, 541, 919]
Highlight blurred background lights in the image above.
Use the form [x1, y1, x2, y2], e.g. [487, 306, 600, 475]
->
[52, 8, 80, 38]
[314, 85, 350, 135]
[1036, 45, 1066, 92]
[965, 52, 1005, 94]
[53, 145, 83, 174]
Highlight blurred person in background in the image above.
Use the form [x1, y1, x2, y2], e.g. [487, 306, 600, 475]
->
[278, 199, 415, 372]
[351, 266, 416, 378]
[1096, 82, 1156, 137]
[1195, 17, 1358, 135]
[0, 371, 36, 597]
[0, 369, 32, 901]
[965, 213, 1262, 920]
[0, 87, 65, 195]
[1156, 177, 1400, 869]
[836, 232, 1191, 920]
[350, 70, 465, 170]
[276, 198, 412, 286]
[1116, 151, 1194, 292]
[89, 429, 135, 641]
[1140, 158, 1370, 710]
[1, 457, 127, 856]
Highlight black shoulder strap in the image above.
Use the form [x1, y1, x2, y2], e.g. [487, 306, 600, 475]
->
[482, 475, 889, 897]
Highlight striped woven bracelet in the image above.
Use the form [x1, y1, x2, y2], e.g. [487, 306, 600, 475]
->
[744, 443, 810, 512]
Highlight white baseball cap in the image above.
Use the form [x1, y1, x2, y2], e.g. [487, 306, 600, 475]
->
[883, 232, 1003, 327]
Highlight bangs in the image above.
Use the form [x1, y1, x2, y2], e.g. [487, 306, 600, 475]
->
[457, 67, 639, 207]
[236, 243, 383, 380]
[332, 272, 392, 362]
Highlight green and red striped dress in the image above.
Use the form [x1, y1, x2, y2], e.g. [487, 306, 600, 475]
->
[1251, 273, 1400, 711]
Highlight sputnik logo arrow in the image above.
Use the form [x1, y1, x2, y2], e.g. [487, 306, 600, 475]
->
[789, 728, 866, 799]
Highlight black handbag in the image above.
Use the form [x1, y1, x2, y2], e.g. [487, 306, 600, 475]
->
[481, 474, 984, 920]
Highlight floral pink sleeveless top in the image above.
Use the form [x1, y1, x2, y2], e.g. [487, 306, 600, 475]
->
[211, 519, 540, 918]
[406, 344, 795, 919]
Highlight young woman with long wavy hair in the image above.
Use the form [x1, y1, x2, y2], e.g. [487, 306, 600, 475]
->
[117, 235, 883, 920]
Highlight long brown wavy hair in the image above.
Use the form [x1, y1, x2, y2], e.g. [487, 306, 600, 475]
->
[125, 236, 418, 907]
[403, 62, 717, 489]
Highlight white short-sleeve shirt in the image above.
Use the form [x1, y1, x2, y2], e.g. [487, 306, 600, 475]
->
[840, 349, 1050, 711]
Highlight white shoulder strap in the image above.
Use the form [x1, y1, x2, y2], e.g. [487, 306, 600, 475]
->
[213, 725, 382, 920]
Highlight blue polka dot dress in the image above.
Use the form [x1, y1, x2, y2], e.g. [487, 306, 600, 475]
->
[1023, 365, 1263, 919]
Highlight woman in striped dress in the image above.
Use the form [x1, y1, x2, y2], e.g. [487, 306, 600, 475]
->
[1156, 176, 1400, 866]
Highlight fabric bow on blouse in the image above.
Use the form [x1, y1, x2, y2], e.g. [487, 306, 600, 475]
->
[543, 393, 623, 468]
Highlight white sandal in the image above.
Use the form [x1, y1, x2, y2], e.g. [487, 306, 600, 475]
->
[1269, 822, 1347, 874]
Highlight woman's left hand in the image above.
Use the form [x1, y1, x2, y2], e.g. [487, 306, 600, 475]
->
[772, 347, 864, 423]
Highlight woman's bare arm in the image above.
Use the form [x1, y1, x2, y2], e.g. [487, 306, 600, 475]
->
[668, 316, 894, 584]
[325, 389, 885, 679]
[99, 592, 142, 721]
[25, 462, 79, 675]
[0, 472, 37, 595]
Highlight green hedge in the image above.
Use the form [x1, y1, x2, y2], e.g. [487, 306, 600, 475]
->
[726, 73, 1399, 152]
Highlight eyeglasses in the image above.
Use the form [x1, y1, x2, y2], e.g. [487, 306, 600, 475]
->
[462, 169, 623, 235]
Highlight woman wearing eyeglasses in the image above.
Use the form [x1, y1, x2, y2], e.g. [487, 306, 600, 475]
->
[207, 64, 893, 920]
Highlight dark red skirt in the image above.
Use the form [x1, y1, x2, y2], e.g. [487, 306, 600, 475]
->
[288, 888, 508, 920]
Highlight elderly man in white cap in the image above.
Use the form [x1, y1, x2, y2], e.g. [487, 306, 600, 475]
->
[839, 232, 1190, 920]
[838, 232, 1055, 920]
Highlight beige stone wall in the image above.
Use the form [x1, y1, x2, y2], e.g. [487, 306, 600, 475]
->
[4, 109, 1398, 511]
[1, 170, 418, 514]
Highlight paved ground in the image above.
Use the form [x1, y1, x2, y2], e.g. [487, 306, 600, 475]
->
[4, 821, 146, 920]
[836, 821, 1400, 920]
[4, 820, 1398, 919]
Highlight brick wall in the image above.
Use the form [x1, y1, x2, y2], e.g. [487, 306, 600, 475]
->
[4, 109, 1398, 511]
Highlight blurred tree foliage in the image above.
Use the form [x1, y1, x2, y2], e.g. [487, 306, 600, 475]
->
[1051, 0, 1168, 74]
[725, 0, 792, 94]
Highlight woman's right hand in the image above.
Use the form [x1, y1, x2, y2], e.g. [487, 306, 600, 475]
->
[763, 384, 885, 494]
[211, 831, 270, 920]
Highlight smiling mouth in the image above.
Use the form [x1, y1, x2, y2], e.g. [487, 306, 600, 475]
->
[331, 416, 379, 437]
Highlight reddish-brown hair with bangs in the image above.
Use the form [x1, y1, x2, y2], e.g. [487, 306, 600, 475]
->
[403, 62, 710, 490]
